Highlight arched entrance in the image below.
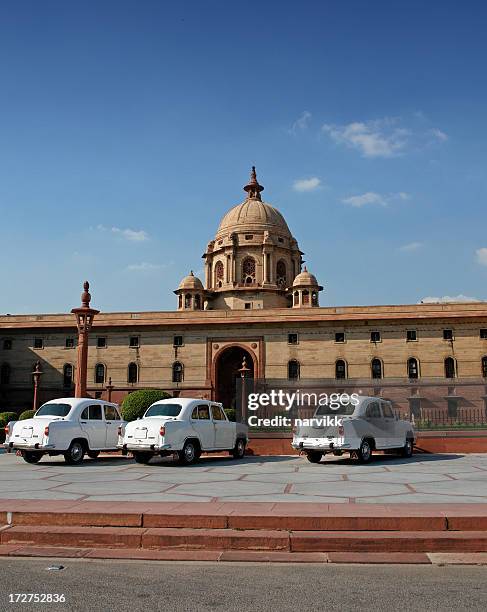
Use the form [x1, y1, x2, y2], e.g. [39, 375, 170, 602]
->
[215, 346, 254, 410]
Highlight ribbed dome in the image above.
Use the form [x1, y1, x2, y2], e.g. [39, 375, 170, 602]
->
[292, 267, 319, 288]
[216, 199, 292, 239]
[177, 271, 203, 291]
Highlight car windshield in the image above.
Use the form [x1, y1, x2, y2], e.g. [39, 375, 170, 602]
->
[314, 403, 357, 416]
[145, 403, 182, 417]
[35, 403, 72, 417]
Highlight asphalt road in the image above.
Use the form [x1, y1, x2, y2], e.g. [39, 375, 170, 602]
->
[1, 559, 486, 612]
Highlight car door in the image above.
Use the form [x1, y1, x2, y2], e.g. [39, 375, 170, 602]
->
[104, 405, 122, 448]
[211, 405, 234, 449]
[381, 401, 401, 447]
[190, 404, 215, 450]
[79, 404, 106, 449]
[364, 401, 388, 449]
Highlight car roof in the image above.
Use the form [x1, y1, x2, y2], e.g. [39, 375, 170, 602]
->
[41, 398, 119, 408]
[150, 398, 221, 407]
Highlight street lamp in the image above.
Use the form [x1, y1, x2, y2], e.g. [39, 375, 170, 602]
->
[105, 377, 114, 403]
[238, 356, 251, 422]
[71, 281, 99, 398]
[32, 360, 43, 411]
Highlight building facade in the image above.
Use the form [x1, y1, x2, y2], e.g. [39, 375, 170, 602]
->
[1, 168, 487, 426]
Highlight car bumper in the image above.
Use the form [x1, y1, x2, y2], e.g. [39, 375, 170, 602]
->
[292, 438, 354, 452]
[119, 442, 173, 452]
[4, 442, 56, 452]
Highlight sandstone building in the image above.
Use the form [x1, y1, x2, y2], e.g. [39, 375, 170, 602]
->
[1, 168, 487, 426]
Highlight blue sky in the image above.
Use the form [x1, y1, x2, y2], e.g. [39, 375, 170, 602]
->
[1, 0, 487, 313]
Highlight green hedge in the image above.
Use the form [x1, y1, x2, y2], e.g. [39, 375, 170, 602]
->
[121, 390, 172, 422]
[224, 408, 236, 422]
[19, 410, 36, 421]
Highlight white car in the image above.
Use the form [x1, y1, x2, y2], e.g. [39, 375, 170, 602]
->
[120, 398, 249, 465]
[4, 398, 125, 464]
[292, 395, 415, 463]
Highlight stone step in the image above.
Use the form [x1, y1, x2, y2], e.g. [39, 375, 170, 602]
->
[4, 524, 487, 553]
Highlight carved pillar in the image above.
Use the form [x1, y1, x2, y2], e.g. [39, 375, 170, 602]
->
[71, 281, 99, 398]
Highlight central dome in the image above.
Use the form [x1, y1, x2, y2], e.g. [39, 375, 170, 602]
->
[216, 199, 291, 238]
[215, 166, 292, 239]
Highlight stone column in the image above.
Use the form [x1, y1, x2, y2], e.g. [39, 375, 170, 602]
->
[71, 281, 99, 398]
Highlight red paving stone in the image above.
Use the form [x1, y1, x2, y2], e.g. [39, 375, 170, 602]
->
[1, 525, 145, 549]
[142, 528, 289, 551]
[218, 551, 329, 563]
[0, 544, 21, 555]
[143, 513, 228, 529]
[86, 548, 223, 561]
[327, 552, 431, 564]
[12, 511, 143, 527]
[291, 530, 487, 553]
[427, 552, 487, 565]
[11, 546, 90, 558]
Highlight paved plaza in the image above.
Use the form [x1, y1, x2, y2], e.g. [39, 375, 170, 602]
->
[2, 452, 487, 503]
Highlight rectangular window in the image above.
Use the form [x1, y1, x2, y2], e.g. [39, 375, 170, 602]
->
[443, 329, 453, 341]
[244, 303, 252, 310]
[480, 329, 487, 339]
[2, 339, 12, 350]
[97, 337, 106, 348]
[65, 338, 75, 349]
[406, 330, 417, 342]
[288, 333, 298, 345]
[370, 331, 381, 343]
[34, 338, 44, 349]
[129, 336, 139, 348]
[173, 335, 183, 347]
[245, 234, 253, 240]
[335, 332, 345, 343]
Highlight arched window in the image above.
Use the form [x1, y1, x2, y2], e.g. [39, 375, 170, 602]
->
[408, 357, 419, 379]
[311, 291, 318, 306]
[276, 260, 287, 286]
[371, 358, 382, 379]
[302, 290, 309, 305]
[335, 359, 347, 379]
[288, 359, 300, 380]
[293, 291, 299, 306]
[194, 294, 201, 310]
[95, 363, 105, 384]
[214, 261, 224, 288]
[172, 361, 183, 383]
[128, 362, 138, 384]
[184, 294, 192, 309]
[0, 363, 10, 385]
[63, 363, 73, 388]
[445, 357, 456, 379]
[242, 257, 256, 284]
[178, 295, 182, 309]
[482, 356, 487, 378]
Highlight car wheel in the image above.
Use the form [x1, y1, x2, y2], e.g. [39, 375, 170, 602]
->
[64, 441, 85, 465]
[21, 451, 42, 464]
[402, 438, 414, 458]
[357, 439, 373, 463]
[87, 451, 100, 460]
[178, 440, 198, 465]
[231, 438, 246, 460]
[133, 452, 152, 464]
[306, 451, 323, 463]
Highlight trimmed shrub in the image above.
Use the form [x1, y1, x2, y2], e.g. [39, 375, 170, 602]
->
[224, 408, 236, 422]
[121, 390, 172, 422]
[19, 410, 36, 421]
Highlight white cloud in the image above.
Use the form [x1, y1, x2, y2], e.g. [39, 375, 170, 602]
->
[399, 242, 422, 252]
[126, 262, 164, 272]
[96, 224, 149, 242]
[429, 128, 448, 142]
[289, 111, 311, 134]
[476, 248, 487, 266]
[322, 118, 409, 158]
[293, 177, 321, 192]
[341, 192, 387, 207]
[342, 191, 410, 208]
[420, 295, 481, 304]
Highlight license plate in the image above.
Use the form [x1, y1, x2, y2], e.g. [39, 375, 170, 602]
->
[21, 428, 33, 438]
[134, 429, 147, 439]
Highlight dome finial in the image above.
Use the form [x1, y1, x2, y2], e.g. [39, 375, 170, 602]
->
[243, 166, 264, 201]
